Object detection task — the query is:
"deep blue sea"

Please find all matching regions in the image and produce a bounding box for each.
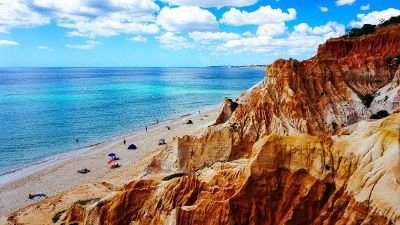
[0,67,264,174]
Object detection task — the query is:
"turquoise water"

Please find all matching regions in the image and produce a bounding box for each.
[0,67,264,174]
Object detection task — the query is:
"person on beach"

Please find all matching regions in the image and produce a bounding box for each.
[28,193,46,199]
[156,119,159,124]
[145,126,148,132]
[123,139,126,145]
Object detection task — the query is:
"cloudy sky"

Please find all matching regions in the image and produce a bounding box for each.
[0,0,399,67]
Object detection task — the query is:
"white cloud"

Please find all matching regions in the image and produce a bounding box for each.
[156,32,194,50]
[241,31,253,37]
[217,21,345,55]
[0,0,50,33]
[293,21,345,40]
[160,0,258,8]
[156,6,218,32]
[2,0,160,37]
[220,6,296,26]
[0,39,19,46]
[189,31,241,43]
[319,6,328,12]
[284,22,344,54]
[30,0,159,19]
[256,22,287,37]
[313,22,345,35]
[335,0,356,6]
[216,35,278,53]
[350,8,400,27]
[66,40,101,49]
[293,23,311,33]
[61,13,159,38]
[37,45,52,50]
[129,35,148,43]
[360,4,370,11]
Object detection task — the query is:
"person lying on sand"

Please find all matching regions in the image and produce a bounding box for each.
[112,156,120,160]
[111,164,121,169]
[28,192,46,199]
[158,139,166,145]
[77,168,90,174]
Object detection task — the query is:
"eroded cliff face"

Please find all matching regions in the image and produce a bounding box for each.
[58,114,400,225]
[176,24,400,172]
[57,25,400,225]
[317,24,400,96]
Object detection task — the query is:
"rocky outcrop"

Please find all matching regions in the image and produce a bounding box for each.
[215,97,239,125]
[58,24,400,225]
[59,114,400,225]
[174,24,400,173]
[318,24,400,101]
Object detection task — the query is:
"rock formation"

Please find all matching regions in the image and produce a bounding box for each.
[16,24,400,225]
[58,114,400,225]
[215,97,239,125]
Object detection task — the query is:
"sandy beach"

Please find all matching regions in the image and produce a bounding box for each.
[0,105,221,220]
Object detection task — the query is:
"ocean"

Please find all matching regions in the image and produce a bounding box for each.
[0,67,264,174]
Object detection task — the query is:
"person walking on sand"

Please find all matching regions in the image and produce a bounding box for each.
[123,139,126,145]
[145,126,148,132]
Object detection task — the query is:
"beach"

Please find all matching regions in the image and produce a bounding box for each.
[0,105,221,219]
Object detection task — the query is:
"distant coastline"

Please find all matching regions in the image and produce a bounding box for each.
[209,64,268,69]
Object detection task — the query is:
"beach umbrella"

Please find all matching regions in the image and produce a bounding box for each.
[107,152,116,157]
[128,144,137,150]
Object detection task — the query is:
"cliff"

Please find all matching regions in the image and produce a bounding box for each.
[175,24,400,172]
[57,114,400,225]
[8,24,400,225]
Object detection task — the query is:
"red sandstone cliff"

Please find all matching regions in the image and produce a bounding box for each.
[175,25,400,173]
[35,24,400,225]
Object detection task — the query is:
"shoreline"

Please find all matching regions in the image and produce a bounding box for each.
[0,103,221,218]
[0,103,220,187]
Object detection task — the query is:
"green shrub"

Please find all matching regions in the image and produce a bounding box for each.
[342,15,400,38]
[75,198,101,206]
[52,210,66,223]
[378,15,400,27]
[370,110,389,119]
[344,24,376,37]
[162,173,188,181]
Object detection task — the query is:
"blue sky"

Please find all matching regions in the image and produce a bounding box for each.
[0,0,399,67]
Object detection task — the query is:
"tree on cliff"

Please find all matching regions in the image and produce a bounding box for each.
[343,15,400,38]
